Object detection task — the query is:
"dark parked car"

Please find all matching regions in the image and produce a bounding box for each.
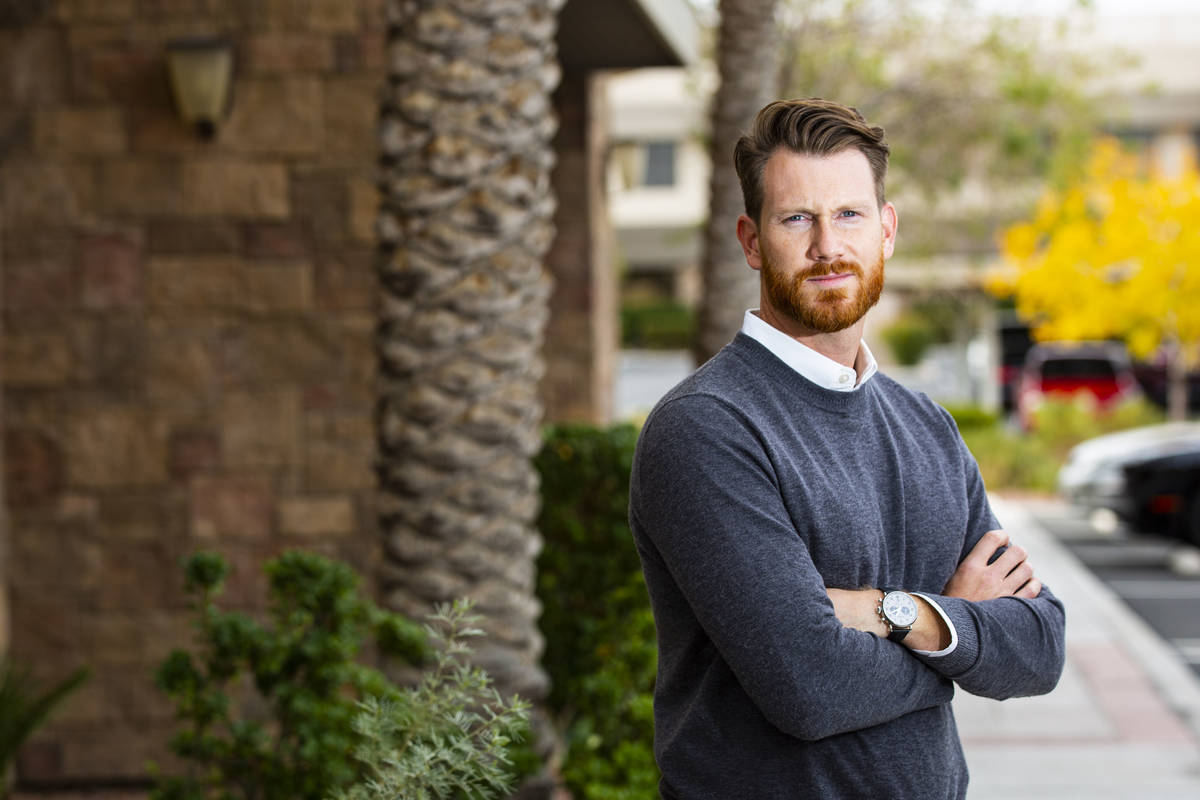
[1122,449,1200,546]
[1059,422,1200,545]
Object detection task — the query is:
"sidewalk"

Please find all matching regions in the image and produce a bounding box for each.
[955,496,1200,799]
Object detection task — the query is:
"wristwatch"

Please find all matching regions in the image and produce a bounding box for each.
[877,589,919,642]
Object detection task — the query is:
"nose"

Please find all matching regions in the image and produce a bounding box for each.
[807,217,845,262]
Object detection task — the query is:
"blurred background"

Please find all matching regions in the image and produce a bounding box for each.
[2,0,1200,798]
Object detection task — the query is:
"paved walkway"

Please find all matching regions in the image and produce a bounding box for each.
[956,496,1200,799]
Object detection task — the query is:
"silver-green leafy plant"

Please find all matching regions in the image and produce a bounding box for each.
[334,599,531,800]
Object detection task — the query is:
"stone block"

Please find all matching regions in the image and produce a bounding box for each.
[234,261,314,313]
[95,488,187,546]
[0,28,66,108]
[33,108,126,155]
[278,495,356,536]
[304,413,374,490]
[182,160,289,218]
[220,389,301,469]
[250,0,308,28]
[145,317,224,410]
[93,541,185,612]
[243,221,312,258]
[147,255,237,310]
[3,258,77,311]
[223,78,323,155]
[347,175,377,243]
[322,77,376,160]
[220,319,348,386]
[290,167,347,245]
[2,162,96,226]
[65,407,169,488]
[99,159,183,216]
[62,317,146,397]
[190,475,273,540]
[168,429,222,479]
[309,0,359,31]
[2,330,73,386]
[315,249,375,311]
[79,232,143,310]
[55,0,136,21]
[3,428,65,506]
[246,33,334,73]
[148,219,241,254]
[69,41,166,106]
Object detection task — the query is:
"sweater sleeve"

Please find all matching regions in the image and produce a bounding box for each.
[630,394,954,741]
[909,432,1067,699]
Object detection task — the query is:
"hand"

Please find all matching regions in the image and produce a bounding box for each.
[943,529,1041,602]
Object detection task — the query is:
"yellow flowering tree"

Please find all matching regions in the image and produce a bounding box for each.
[992,138,1200,420]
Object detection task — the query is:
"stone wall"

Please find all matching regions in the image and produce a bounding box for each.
[0,0,385,784]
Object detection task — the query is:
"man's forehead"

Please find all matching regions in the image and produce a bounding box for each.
[762,148,876,206]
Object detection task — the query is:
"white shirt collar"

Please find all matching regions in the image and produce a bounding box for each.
[740,310,878,391]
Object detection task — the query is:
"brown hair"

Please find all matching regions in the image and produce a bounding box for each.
[734,98,889,224]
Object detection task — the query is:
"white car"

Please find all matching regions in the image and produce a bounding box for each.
[1058,422,1200,523]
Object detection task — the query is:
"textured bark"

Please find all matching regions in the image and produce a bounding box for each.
[694,0,782,364]
[377,0,562,707]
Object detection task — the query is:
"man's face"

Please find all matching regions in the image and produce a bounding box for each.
[737,148,897,335]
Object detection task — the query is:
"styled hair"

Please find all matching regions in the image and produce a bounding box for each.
[734,98,889,224]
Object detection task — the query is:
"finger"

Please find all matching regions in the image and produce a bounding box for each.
[1014,578,1042,600]
[1003,561,1034,594]
[990,543,1028,576]
[966,529,1009,566]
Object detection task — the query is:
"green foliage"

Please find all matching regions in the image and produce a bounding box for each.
[334,599,530,800]
[151,550,430,800]
[956,396,1164,492]
[621,302,696,350]
[535,424,659,800]
[942,404,1001,431]
[0,658,89,789]
[880,314,936,366]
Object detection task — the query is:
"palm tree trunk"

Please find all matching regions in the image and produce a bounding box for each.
[376,0,561,711]
[694,0,782,364]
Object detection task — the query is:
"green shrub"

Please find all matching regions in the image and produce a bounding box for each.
[151,550,430,800]
[941,404,1001,431]
[1,658,89,790]
[535,424,659,800]
[334,599,530,800]
[621,302,695,350]
[955,396,1165,492]
[880,314,936,366]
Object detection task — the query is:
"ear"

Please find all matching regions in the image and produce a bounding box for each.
[736,214,763,271]
[881,202,898,260]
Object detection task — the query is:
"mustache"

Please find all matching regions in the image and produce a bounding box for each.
[801,260,863,280]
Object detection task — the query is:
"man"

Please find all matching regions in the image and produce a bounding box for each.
[628,98,1065,799]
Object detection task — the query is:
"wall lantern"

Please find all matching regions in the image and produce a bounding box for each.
[166,36,235,139]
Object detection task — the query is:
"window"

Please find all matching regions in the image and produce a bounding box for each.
[643,141,676,187]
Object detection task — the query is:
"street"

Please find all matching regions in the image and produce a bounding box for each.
[1020,495,1200,679]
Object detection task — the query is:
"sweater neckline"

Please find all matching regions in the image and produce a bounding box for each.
[726,333,875,416]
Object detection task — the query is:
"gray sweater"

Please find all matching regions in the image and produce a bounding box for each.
[629,334,1066,799]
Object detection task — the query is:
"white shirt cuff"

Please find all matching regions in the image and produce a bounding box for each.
[910,593,958,657]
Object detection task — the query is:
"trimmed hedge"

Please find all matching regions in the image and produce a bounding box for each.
[535,424,659,799]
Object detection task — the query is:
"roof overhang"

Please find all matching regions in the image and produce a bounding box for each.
[557,0,701,71]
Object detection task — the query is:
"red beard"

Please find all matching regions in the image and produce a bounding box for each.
[761,247,885,334]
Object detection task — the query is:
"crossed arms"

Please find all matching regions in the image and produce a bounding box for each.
[630,393,1067,741]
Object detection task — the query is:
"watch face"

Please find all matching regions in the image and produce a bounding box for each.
[883,591,919,627]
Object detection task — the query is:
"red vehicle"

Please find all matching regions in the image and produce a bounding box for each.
[1017,341,1142,430]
